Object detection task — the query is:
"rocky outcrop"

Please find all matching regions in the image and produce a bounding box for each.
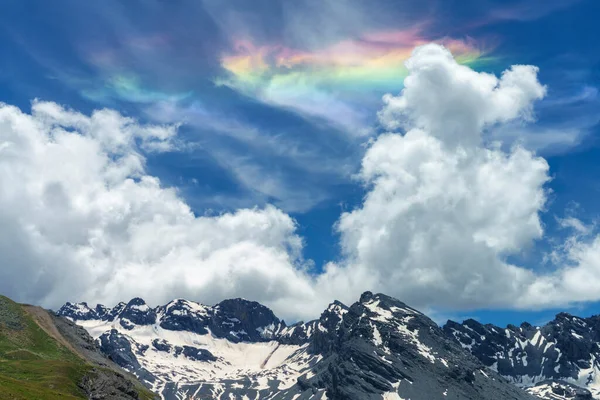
[158,299,210,335]
[209,298,285,342]
[119,298,157,330]
[79,367,145,400]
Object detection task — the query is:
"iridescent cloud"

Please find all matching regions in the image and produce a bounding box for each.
[80,74,192,104]
[218,28,494,133]
[55,33,193,105]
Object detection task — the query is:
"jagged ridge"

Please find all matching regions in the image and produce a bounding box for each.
[59,292,536,400]
[444,312,600,399]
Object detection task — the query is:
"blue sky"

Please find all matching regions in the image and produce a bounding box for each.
[1,0,600,326]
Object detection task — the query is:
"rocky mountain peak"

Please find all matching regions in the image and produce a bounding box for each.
[555,312,576,321]
[210,297,284,342]
[127,297,147,306]
[360,292,424,316]
[105,302,126,322]
[118,297,157,330]
[57,301,99,320]
[359,290,375,303]
[95,304,110,319]
[521,321,534,330]
[159,299,211,335]
[300,293,534,400]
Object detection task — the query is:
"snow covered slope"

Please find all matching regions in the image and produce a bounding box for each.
[526,381,593,400]
[59,297,323,398]
[58,292,535,400]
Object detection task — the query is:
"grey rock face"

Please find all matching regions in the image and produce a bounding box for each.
[278,320,319,345]
[158,299,210,335]
[151,338,171,352]
[175,345,217,362]
[57,301,100,320]
[106,302,127,322]
[79,367,143,400]
[119,298,157,329]
[209,298,285,342]
[99,329,143,371]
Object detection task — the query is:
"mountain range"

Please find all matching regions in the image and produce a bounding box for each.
[2,290,597,399]
[55,291,574,400]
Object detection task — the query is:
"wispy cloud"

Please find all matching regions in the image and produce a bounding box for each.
[451,0,583,31]
[66,74,193,104]
[485,0,581,23]
[489,84,599,155]
[143,99,359,213]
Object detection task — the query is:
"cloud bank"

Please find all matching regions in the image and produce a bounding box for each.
[319,45,550,309]
[0,100,315,318]
[1,43,599,321]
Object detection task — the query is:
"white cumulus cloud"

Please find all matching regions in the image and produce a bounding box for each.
[315,44,553,311]
[0,100,316,320]
[321,44,600,313]
[378,44,547,147]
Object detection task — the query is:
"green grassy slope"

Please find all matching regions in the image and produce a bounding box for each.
[0,294,87,399]
[0,295,154,400]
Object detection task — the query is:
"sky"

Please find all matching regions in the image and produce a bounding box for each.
[1,0,600,327]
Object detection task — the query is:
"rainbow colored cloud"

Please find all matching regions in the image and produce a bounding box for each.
[218,28,493,134]
[80,74,192,104]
